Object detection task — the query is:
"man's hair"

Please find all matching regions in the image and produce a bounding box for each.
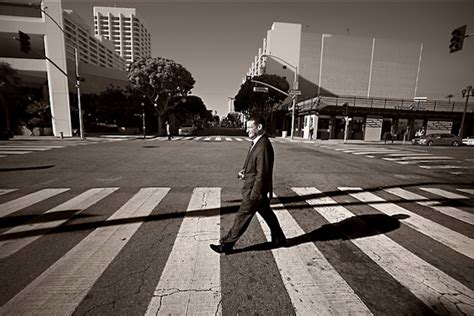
[249,115,266,129]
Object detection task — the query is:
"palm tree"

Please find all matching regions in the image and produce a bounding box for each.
[0,62,21,130]
[445,94,454,103]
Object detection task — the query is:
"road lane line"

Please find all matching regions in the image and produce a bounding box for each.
[457,189,474,195]
[419,165,472,169]
[0,189,17,196]
[419,188,470,200]
[234,137,243,141]
[172,137,183,141]
[255,196,372,315]
[384,187,474,225]
[215,136,222,141]
[225,137,232,141]
[0,189,70,217]
[194,136,202,141]
[0,188,169,315]
[338,187,473,259]
[0,188,118,259]
[146,188,221,315]
[204,137,212,141]
[293,187,474,315]
[184,137,193,140]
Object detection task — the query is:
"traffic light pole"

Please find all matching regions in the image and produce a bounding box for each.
[74,48,85,140]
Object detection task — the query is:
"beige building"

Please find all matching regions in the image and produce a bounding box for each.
[0,0,130,137]
[93,7,151,68]
[245,22,473,140]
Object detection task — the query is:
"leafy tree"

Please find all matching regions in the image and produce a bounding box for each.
[233,74,289,121]
[0,62,21,130]
[127,57,195,134]
[171,95,209,127]
[25,100,51,129]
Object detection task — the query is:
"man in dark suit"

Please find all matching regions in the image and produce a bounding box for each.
[210,115,286,254]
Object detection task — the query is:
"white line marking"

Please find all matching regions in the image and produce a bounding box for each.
[0,145,64,149]
[204,137,212,141]
[0,188,118,259]
[234,137,243,142]
[0,147,52,151]
[0,188,168,315]
[419,188,469,200]
[215,136,222,141]
[338,187,474,259]
[352,151,402,155]
[146,188,221,315]
[396,160,457,165]
[245,138,252,142]
[194,136,202,141]
[386,153,432,157]
[385,187,474,225]
[172,137,183,141]
[457,189,474,195]
[366,155,375,158]
[0,151,30,154]
[383,156,453,161]
[184,137,193,140]
[255,196,372,315]
[0,188,70,217]
[225,137,232,141]
[293,187,474,315]
[0,189,17,196]
[419,165,469,169]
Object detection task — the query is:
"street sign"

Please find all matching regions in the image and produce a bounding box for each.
[253,87,269,93]
[289,90,302,95]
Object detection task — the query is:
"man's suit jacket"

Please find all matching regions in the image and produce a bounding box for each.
[242,134,274,201]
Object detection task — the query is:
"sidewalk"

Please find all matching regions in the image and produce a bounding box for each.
[277,136,413,146]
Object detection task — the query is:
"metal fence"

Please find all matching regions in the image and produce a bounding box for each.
[298,95,474,113]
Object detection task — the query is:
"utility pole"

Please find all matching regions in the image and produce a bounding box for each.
[459,85,472,139]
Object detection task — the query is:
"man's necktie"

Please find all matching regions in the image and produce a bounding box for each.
[242,142,254,171]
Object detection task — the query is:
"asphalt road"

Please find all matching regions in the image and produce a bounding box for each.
[0,135,472,315]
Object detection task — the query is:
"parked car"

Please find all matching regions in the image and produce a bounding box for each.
[462,136,474,146]
[418,133,462,146]
[0,129,13,140]
[178,124,196,136]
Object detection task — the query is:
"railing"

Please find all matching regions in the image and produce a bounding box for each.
[298,95,474,113]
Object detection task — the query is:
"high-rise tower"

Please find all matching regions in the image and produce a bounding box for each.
[93,7,151,68]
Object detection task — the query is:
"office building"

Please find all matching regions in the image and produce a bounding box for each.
[93,7,151,68]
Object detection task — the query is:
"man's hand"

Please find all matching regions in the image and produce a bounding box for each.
[237,169,245,180]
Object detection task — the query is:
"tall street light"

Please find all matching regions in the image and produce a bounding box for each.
[261,54,299,139]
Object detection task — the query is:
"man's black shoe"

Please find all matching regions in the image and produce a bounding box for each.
[271,237,288,248]
[210,243,233,254]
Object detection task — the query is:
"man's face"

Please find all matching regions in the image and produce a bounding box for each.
[246,120,260,139]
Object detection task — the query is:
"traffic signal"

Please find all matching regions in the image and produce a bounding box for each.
[449,25,466,53]
[18,31,31,53]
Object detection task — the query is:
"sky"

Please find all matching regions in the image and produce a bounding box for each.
[62,1,474,117]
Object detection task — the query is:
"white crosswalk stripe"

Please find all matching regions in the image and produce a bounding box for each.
[256,196,372,315]
[384,187,474,225]
[0,188,118,259]
[1,185,473,314]
[0,189,17,196]
[146,187,221,315]
[0,188,69,217]
[338,187,474,259]
[293,187,474,315]
[457,188,474,195]
[0,188,168,315]
[420,187,470,200]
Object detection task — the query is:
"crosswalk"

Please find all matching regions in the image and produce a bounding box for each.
[0,138,125,159]
[317,144,473,174]
[0,185,472,314]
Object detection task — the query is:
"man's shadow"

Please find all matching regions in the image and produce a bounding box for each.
[231,213,409,254]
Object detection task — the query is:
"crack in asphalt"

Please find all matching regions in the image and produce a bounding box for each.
[153,286,221,315]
